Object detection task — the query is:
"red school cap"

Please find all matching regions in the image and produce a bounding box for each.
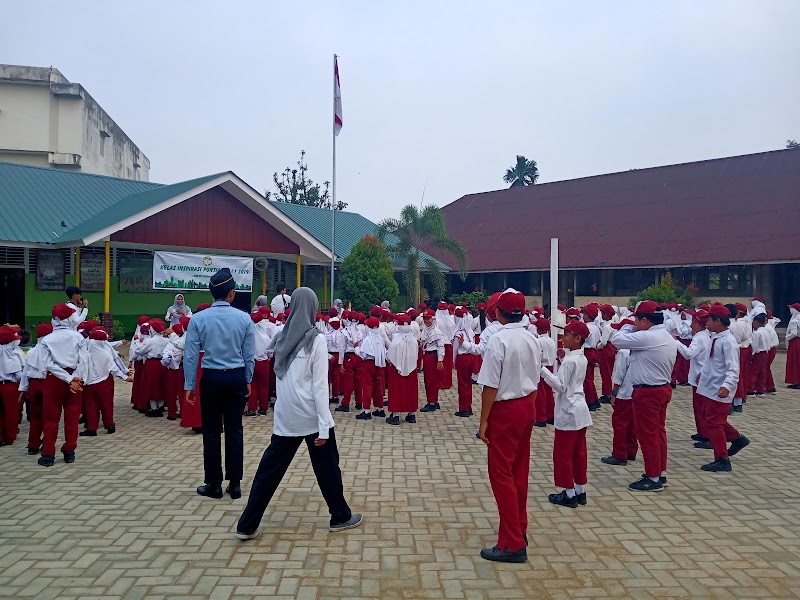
[172,323,185,336]
[496,289,525,315]
[422,309,435,318]
[535,318,551,334]
[366,316,380,329]
[137,315,151,326]
[195,303,212,312]
[564,320,590,340]
[52,303,76,321]
[707,303,731,318]
[454,307,467,318]
[581,304,599,319]
[89,327,109,341]
[251,312,263,324]
[632,300,661,316]
[179,316,191,329]
[328,307,339,318]
[36,323,54,338]
[0,325,21,345]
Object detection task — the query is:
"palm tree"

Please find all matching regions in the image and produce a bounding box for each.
[503,155,539,188]
[377,204,468,306]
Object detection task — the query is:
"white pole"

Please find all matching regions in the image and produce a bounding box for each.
[550,237,558,340]
[330,54,337,302]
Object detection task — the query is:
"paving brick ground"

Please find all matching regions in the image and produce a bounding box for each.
[1,360,799,599]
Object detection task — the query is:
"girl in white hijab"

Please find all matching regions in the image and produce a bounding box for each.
[355,317,388,420]
[0,325,26,446]
[786,303,800,389]
[386,315,419,425]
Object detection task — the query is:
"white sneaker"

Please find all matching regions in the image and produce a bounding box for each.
[235,528,260,540]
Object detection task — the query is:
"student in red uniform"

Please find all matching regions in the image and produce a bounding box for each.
[580,305,601,411]
[675,309,712,443]
[0,325,26,447]
[600,346,638,466]
[161,321,187,421]
[385,314,419,425]
[435,302,456,390]
[477,289,540,563]
[129,315,150,411]
[695,303,750,472]
[18,323,53,454]
[533,318,556,427]
[610,301,676,492]
[541,320,591,508]
[453,307,477,417]
[245,312,272,416]
[785,303,800,389]
[335,311,364,413]
[596,304,617,404]
[355,317,387,420]
[749,314,770,400]
[419,309,445,412]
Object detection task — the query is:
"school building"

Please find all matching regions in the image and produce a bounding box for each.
[0,161,443,334]
[433,149,800,324]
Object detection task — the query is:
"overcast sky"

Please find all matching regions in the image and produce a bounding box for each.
[4,1,799,222]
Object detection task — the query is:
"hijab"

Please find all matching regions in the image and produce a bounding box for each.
[252,295,269,313]
[167,294,191,324]
[269,287,321,379]
[358,321,387,367]
[0,338,24,380]
[254,319,273,359]
[387,322,417,376]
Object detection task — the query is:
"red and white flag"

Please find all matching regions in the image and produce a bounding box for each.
[334,55,343,136]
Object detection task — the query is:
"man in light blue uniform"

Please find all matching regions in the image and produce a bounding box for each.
[184,268,255,500]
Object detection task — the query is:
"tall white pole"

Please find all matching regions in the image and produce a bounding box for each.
[330,54,337,302]
[550,238,559,340]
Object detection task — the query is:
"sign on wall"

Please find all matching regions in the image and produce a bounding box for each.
[153,251,253,292]
[80,254,105,291]
[36,249,65,291]
[119,254,156,293]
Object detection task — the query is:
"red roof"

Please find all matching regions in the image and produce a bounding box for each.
[429,149,800,271]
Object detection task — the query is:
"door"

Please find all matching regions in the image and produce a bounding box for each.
[0,268,25,326]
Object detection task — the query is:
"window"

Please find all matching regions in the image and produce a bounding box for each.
[99,130,110,157]
[708,271,720,290]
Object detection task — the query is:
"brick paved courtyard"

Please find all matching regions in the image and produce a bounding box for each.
[1,361,799,599]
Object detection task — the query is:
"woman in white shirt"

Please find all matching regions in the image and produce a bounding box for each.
[235,287,362,540]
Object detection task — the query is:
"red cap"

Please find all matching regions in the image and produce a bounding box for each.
[582,305,599,319]
[0,325,20,345]
[557,304,566,311]
[734,302,748,314]
[707,303,731,318]
[437,301,448,311]
[766,309,773,318]
[284,309,291,317]
[496,290,525,315]
[564,320,590,340]
[381,309,392,321]
[752,296,763,302]
[172,323,185,336]
[396,314,411,325]
[356,312,366,323]
[196,303,212,312]
[366,316,380,329]
[407,308,418,320]
[52,303,76,321]
[477,302,486,310]
[137,315,151,326]
[422,309,435,318]
[632,300,661,316]
[259,306,271,316]
[611,318,635,330]
[89,327,109,341]
[600,304,615,317]
[691,309,710,325]
[149,319,166,333]
[370,306,382,317]
[535,318,551,334]
[341,309,352,320]
[486,292,503,320]
[251,312,263,324]
[455,307,467,318]
[565,307,581,318]
[78,319,100,331]
[35,323,53,338]
[461,302,469,307]
[329,317,341,330]
[179,316,191,329]
[418,303,428,311]
[789,303,800,311]
[328,307,339,318]
[139,323,151,335]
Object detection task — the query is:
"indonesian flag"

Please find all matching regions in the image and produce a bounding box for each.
[334,56,343,136]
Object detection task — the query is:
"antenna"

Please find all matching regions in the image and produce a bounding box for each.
[420,179,428,208]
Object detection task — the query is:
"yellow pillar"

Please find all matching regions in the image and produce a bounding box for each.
[323,268,328,307]
[261,270,266,296]
[104,241,111,313]
[75,247,81,287]
[296,255,302,289]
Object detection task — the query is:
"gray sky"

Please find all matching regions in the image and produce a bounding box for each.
[4,1,799,223]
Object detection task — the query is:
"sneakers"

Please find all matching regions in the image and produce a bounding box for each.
[372,409,386,418]
[728,435,750,456]
[548,490,579,508]
[420,403,440,412]
[454,411,473,417]
[243,410,257,417]
[334,405,350,412]
[479,545,527,563]
[38,454,55,467]
[355,412,372,420]
[576,492,587,506]
[386,415,400,425]
[641,474,668,487]
[701,458,732,472]
[63,451,75,464]
[628,477,663,492]
[601,456,627,466]
[533,421,547,428]
[79,430,97,437]
[691,434,706,442]
[405,414,417,424]
[329,396,340,404]
[329,513,363,532]
[732,405,743,413]
[258,409,268,416]
[694,440,713,449]
[355,403,363,410]
[235,527,260,541]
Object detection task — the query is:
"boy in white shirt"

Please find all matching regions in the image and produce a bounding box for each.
[748,314,771,400]
[18,323,53,454]
[600,347,637,466]
[533,318,556,427]
[540,320,592,508]
[764,310,780,395]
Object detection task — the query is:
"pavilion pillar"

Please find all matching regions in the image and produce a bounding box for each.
[75,247,81,287]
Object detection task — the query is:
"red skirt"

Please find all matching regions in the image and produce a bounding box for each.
[181,355,203,428]
[387,364,419,413]
[142,359,167,403]
[787,338,800,385]
[735,347,752,398]
[132,360,145,409]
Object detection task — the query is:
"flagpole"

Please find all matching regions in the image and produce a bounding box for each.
[330,53,337,303]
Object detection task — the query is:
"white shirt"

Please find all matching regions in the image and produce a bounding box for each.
[697,329,739,404]
[66,302,88,331]
[539,347,592,430]
[764,323,780,349]
[788,309,800,342]
[751,327,770,354]
[584,321,601,350]
[270,293,291,316]
[610,324,677,387]
[677,329,711,386]
[39,325,84,383]
[539,334,557,367]
[477,322,541,400]
[273,334,336,439]
[729,318,752,349]
[76,340,129,386]
[462,320,502,357]
[612,349,634,400]
[18,343,46,391]
[325,328,346,364]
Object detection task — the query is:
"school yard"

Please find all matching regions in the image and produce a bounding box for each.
[1,362,798,600]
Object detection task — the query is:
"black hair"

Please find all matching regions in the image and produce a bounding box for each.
[277,282,287,293]
[18,329,31,345]
[753,313,767,325]
[639,313,664,325]
[66,286,81,298]
[724,304,739,319]
[211,286,231,301]
[711,315,731,327]
[479,307,486,331]
[497,307,523,323]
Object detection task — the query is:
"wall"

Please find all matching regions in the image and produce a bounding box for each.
[0,82,51,151]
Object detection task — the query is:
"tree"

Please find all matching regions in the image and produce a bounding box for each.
[503,155,540,188]
[377,204,468,305]
[340,236,399,312]
[265,150,347,210]
[787,139,799,150]
[629,273,695,309]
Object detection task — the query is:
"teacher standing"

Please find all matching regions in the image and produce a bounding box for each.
[184,268,255,500]
[236,287,362,540]
[166,294,192,325]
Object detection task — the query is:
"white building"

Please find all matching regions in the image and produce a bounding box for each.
[0,64,149,181]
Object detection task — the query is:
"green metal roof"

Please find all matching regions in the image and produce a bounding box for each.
[271,202,449,270]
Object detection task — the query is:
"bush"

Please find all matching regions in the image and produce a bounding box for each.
[450,291,488,312]
[90,314,127,340]
[629,273,695,309]
[340,236,400,312]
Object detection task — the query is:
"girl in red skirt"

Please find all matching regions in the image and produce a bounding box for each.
[786,303,800,389]
[386,314,419,425]
[161,321,187,421]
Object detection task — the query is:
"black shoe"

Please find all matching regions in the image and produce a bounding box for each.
[523,533,528,547]
[38,454,55,467]
[63,451,75,464]
[372,409,386,417]
[192,427,202,434]
[789,384,800,390]
[576,492,587,506]
[732,405,743,413]
[355,403,363,410]
[670,382,677,389]
[258,409,268,415]
[226,482,241,499]
[78,416,86,424]
[243,410,257,417]
[694,440,713,449]
[767,389,777,395]
[167,416,178,421]
[548,490,579,508]
[334,405,350,412]
[641,474,668,487]
[79,430,97,437]
[701,458,732,472]
[533,421,547,427]
[355,412,372,420]
[455,411,473,417]
[145,409,162,417]
[197,484,224,499]
[329,397,340,404]
[628,455,637,461]
[106,427,115,434]
[754,392,764,397]
[546,418,554,425]
[405,414,416,424]
[601,456,627,466]
[599,396,611,404]
[479,546,527,563]
[728,435,750,457]
[691,434,706,442]
[417,368,423,373]
[386,415,400,425]
[420,403,438,412]
[27,447,40,456]
[628,477,663,492]
[138,409,147,414]
[588,403,599,412]
[747,391,756,396]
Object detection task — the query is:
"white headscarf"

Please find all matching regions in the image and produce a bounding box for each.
[387,323,417,376]
[420,318,445,347]
[166,294,192,325]
[435,307,456,341]
[255,319,273,360]
[358,324,387,367]
[0,339,24,381]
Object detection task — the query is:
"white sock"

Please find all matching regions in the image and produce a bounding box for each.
[565,488,575,498]
[407,412,414,418]
[733,397,743,406]
[390,412,396,418]
[661,471,667,477]
[362,410,368,415]
[575,484,585,495]
[649,476,660,482]
[149,400,158,410]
